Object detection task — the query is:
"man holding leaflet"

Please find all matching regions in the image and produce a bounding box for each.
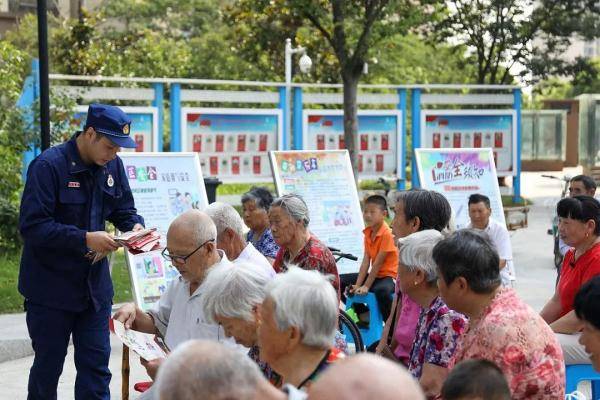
[19,104,144,399]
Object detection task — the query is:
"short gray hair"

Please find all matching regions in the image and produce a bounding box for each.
[264,267,338,349]
[155,339,262,400]
[202,262,272,323]
[204,202,245,239]
[398,230,444,284]
[170,210,217,245]
[271,194,310,227]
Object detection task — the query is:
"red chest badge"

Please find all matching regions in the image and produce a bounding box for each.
[68,181,80,188]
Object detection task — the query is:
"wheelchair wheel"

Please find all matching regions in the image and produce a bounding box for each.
[339,309,365,353]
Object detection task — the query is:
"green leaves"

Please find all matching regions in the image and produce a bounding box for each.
[433,0,600,84]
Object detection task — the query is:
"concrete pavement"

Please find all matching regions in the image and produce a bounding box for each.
[0,171,572,399]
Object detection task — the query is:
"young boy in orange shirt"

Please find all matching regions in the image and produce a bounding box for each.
[343,195,398,320]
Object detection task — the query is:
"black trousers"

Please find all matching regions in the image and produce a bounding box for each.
[340,273,395,321]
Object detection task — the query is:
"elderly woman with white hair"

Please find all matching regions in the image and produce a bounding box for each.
[270,194,340,294]
[201,261,281,386]
[257,267,345,391]
[397,230,467,399]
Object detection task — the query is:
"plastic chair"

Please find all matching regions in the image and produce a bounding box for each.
[565,364,600,399]
[344,293,383,347]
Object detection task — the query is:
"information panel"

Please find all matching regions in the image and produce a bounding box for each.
[269,150,364,274]
[303,110,402,179]
[182,108,283,182]
[415,148,505,230]
[73,106,159,152]
[420,110,516,176]
[118,152,209,310]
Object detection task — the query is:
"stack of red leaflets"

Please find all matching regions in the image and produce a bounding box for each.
[85,228,161,264]
[116,228,161,254]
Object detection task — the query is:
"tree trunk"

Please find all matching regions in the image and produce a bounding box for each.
[342,73,360,184]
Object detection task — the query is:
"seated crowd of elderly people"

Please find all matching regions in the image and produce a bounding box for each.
[113,186,600,400]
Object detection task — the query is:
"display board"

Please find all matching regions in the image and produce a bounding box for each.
[420,110,516,176]
[182,108,283,182]
[118,152,209,310]
[415,148,505,230]
[269,150,364,274]
[72,106,159,152]
[303,110,402,179]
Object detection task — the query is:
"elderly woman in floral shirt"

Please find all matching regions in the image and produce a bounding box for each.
[396,230,467,398]
[269,194,340,295]
[433,229,565,399]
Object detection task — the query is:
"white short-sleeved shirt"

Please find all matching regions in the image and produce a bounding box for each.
[235,242,276,278]
[147,250,237,351]
[469,219,515,285]
[558,237,571,256]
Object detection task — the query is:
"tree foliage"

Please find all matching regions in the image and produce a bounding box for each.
[534,57,600,100]
[226,0,442,177]
[0,42,28,249]
[434,0,600,84]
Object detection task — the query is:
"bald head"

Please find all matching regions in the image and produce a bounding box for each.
[168,210,217,247]
[308,354,424,400]
[156,340,263,400]
[166,210,220,283]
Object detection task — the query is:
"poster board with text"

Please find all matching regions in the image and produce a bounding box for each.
[118,152,209,310]
[269,150,364,274]
[415,148,505,230]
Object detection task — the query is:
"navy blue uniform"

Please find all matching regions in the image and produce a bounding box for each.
[19,134,144,399]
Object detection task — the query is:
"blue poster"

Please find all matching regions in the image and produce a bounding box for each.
[304,111,401,179]
[183,109,281,182]
[421,111,515,176]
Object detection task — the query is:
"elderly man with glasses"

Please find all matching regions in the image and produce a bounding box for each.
[113,210,235,392]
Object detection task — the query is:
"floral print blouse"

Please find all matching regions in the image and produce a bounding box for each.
[247,228,280,260]
[450,288,565,399]
[408,296,467,379]
[273,234,340,295]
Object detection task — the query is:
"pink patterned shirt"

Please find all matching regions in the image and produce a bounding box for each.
[451,288,565,399]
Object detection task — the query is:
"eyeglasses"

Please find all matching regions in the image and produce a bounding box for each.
[161,239,215,264]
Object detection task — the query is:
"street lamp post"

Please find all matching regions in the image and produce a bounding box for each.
[284,38,311,149]
[37,0,50,151]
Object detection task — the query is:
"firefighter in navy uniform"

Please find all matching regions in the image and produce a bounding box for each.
[18,104,145,399]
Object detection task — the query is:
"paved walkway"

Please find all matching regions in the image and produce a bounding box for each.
[0,170,572,399]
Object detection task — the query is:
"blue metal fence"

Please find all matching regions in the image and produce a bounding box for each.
[17,60,522,200]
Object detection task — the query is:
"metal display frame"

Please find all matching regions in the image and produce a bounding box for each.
[420,109,518,177]
[302,109,404,181]
[181,107,284,183]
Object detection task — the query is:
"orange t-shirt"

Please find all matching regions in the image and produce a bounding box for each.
[363,222,398,279]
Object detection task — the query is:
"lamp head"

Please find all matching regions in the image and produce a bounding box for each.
[298,53,312,74]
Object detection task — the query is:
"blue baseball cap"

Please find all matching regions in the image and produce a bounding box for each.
[85,104,136,148]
